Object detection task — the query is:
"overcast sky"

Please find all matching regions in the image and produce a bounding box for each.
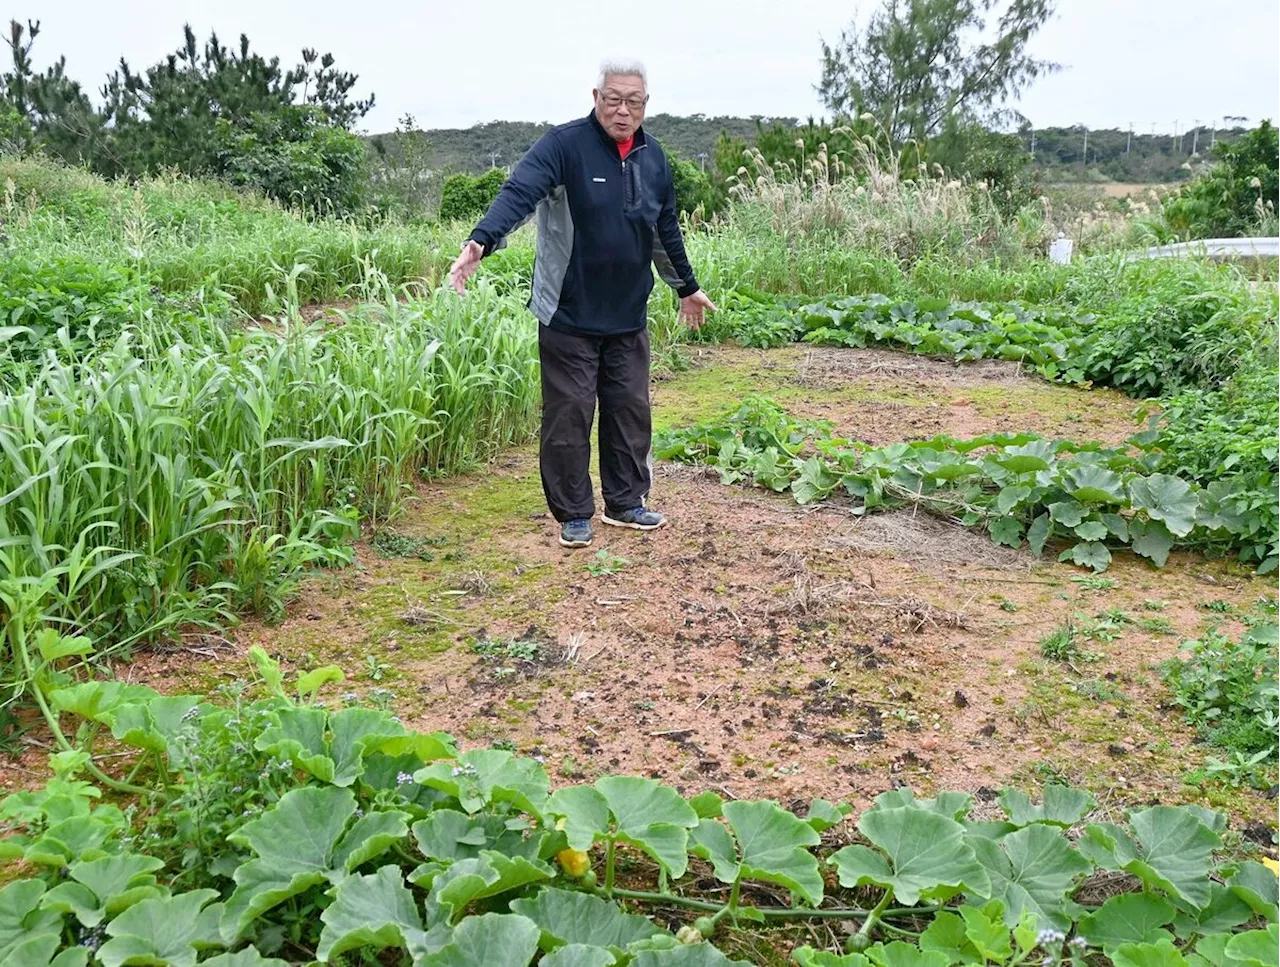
[26,0,1280,134]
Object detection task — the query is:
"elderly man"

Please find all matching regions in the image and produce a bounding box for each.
[449,60,715,548]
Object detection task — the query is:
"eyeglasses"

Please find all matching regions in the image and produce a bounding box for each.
[599,93,649,111]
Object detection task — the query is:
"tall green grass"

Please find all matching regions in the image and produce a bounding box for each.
[0,267,537,692]
[1,157,459,316]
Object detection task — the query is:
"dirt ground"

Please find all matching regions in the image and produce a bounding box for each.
[28,345,1276,828]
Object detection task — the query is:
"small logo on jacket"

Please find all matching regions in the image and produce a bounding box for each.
[592,177,607,183]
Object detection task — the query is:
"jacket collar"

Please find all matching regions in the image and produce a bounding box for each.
[587,110,647,151]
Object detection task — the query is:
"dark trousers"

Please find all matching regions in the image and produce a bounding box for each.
[538,324,651,522]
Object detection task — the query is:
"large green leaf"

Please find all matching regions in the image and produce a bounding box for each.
[418,912,541,967]
[256,707,437,788]
[1187,934,1231,967]
[805,799,851,833]
[1027,513,1051,557]
[327,708,413,786]
[410,810,545,869]
[872,789,973,822]
[1129,475,1199,537]
[629,944,752,966]
[96,889,221,967]
[1077,893,1176,952]
[1228,861,1280,921]
[426,851,555,923]
[968,823,1091,930]
[1129,519,1176,567]
[792,457,839,504]
[830,807,990,906]
[21,812,126,867]
[47,681,156,722]
[919,910,982,963]
[703,800,824,907]
[332,809,412,872]
[958,902,1013,962]
[1125,807,1222,909]
[107,696,202,758]
[1171,884,1254,939]
[1111,938,1190,967]
[202,952,290,967]
[39,853,166,927]
[1048,500,1087,528]
[540,945,618,967]
[863,941,951,966]
[1079,810,1222,910]
[222,787,407,940]
[1059,540,1112,571]
[994,441,1054,474]
[791,947,871,966]
[0,880,62,960]
[998,785,1094,828]
[255,707,332,780]
[690,818,741,885]
[0,936,88,967]
[415,750,550,817]
[316,865,429,963]
[1065,465,1125,504]
[510,887,665,952]
[1224,924,1280,967]
[547,779,699,879]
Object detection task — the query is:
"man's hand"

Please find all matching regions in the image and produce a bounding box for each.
[449,240,484,294]
[679,290,717,329]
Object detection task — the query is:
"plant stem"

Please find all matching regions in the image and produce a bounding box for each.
[604,837,616,897]
[854,888,895,942]
[13,622,153,799]
[603,886,936,922]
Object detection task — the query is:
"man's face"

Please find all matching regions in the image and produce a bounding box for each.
[593,74,648,141]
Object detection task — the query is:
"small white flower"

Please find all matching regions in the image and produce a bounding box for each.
[396,772,414,785]
[1249,176,1262,188]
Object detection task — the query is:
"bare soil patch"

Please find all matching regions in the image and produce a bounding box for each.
[91,346,1275,828]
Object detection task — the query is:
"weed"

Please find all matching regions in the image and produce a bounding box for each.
[1039,624,1101,663]
[1072,575,1119,592]
[586,550,631,577]
[372,531,448,560]
[363,654,390,681]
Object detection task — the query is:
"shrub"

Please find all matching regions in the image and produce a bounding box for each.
[439,167,507,222]
[1162,121,1279,238]
[213,105,368,215]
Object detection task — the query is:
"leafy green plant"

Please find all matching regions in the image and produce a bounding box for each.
[439,168,507,222]
[1071,576,1118,593]
[655,398,1270,573]
[1163,121,1279,238]
[1161,623,1279,777]
[2,652,1277,966]
[586,551,631,577]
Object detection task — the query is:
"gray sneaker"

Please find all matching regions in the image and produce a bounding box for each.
[559,518,593,547]
[602,507,666,531]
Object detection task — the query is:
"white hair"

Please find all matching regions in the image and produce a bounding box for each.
[596,59,647,91]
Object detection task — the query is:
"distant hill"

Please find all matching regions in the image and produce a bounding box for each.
[371,114,1245,185]
[377,113,796,176]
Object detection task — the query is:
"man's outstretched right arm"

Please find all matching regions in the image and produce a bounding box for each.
[450,132,564,293]
[468,132,563,255]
